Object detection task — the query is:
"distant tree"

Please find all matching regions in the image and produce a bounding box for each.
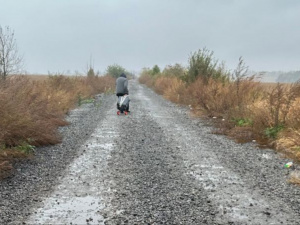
[106,64,127,78]
[187,48,229,83]
[87,67,95,77]
[86,55,96,77]
[152,65,160,75]
[96,70,101,77]
[162,63,187,78]
[0,26,23,80]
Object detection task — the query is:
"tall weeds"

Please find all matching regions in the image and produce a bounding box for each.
[0,75,115,178]
[138,49,300,161]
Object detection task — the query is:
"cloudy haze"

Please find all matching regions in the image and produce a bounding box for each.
[0,0,299,74]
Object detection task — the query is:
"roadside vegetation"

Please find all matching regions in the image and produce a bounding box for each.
[0,26,137,178]
[0,74,115,179]
[139,48,300,184]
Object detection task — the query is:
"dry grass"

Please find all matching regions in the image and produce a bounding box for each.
[139,73,300,162]
[23,74,50,81]
[0,75,115,178]
[154,76,174,95]
[163,77,190,104]
[138,74,154,88]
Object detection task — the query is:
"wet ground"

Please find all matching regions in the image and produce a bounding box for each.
[2,80,300,224]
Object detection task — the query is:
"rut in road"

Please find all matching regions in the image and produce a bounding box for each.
[27,80,300,224]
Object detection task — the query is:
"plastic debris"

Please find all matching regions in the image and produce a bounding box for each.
[284,162,293,168]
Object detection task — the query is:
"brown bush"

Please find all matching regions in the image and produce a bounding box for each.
[163,77,189,104]
[0,75,115,177]
[0,75,115,147]
[139,71,300,161]
[286,98,300,128]
[276,129,300,159]
[187,77,261,117]
[139,74,154,88]
[154,76,176,95]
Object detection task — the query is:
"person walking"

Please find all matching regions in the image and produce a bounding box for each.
[116,73,130,113]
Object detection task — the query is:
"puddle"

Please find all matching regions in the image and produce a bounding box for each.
[30,196,105,225]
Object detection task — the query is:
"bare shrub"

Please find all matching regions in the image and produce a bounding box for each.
[139,74,154,88]
[0,75,115,176]
[154,76,174,95]
[266,81,300,127]
[163,77,188,104]
[286,97,300,128]
[0,76,70,147]
[187,76,261,118]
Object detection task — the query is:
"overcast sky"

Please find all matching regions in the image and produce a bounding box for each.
[0,0,299,74]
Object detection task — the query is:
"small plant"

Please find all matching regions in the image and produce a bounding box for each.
[292,146,300,151]
[78,96,95,106]
[0,144,5,151]
[77,94,83,106]
[15,142,35,154]
[80,98,94,104]
[104,87,114,95]
[265,125,284,139]
[233,118,253,127]
[95,102,102,109]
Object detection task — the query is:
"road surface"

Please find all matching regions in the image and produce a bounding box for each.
[1,80,300,224]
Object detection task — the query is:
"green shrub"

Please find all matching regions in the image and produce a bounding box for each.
[187,48,229,83]
[265,125,284,139]
[233,118,253,127]
[15,142,35,154]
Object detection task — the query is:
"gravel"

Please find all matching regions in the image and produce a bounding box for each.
[1,80,300,225]
[0,93,115,224]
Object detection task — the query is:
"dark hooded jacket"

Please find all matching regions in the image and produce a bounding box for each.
[116,73,129,95]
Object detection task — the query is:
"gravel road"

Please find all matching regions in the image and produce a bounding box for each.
[1,80,300,225]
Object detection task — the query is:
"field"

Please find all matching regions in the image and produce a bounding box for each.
[0,74,115,178]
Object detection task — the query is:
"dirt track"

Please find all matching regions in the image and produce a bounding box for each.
[2,80,300,224]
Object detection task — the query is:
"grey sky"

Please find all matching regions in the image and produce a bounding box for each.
[0,0,299,74]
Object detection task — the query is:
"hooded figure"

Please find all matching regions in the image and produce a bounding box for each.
[116,73,130,113]
[116,73,129,96]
